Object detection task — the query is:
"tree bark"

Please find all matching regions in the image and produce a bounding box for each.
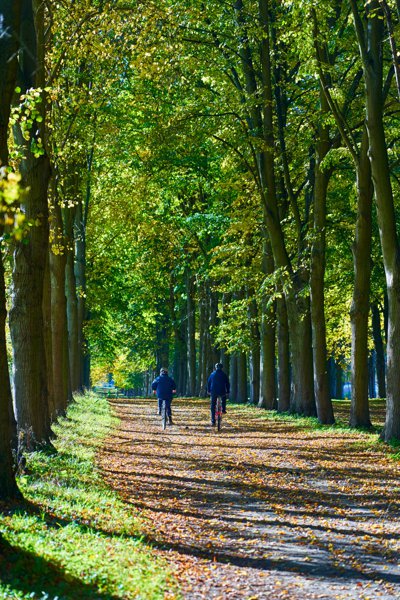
[310,88,335,424]
[0,243,20,499]
[74,199,89,389]
[276,294,290,411]
[186,273,196,396]
[259,243,276,409]
[236,351,247,403]
[63,204,80,392]
[0,0,22,166]
[198,285,208,397]
[350,0,400,440]
[10,0,52,448]
[229,353,238,403]
[335,361,344,399]
[248,296,261,405]
[0,0,22,497]
[178,320,187,395]
[43,252,55,420]
[368,352,377,398]
[286,294,316,416]
[50,196,70,413]
[208,288,220,373]
[350,130,374,428]
[371,302,386,398]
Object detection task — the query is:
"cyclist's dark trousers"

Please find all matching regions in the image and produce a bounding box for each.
[211,394,226,423]
[158,397,172,417]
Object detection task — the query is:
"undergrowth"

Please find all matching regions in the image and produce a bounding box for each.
[0,393,177,600]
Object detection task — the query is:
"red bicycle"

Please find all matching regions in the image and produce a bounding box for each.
[215,395,223,432]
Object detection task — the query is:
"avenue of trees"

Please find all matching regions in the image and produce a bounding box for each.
[1,0,400,499]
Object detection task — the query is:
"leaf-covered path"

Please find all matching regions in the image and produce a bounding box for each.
[98,399,400,599]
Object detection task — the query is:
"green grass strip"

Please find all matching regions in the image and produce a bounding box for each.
[230,398,400,459]
[0,393,178,599]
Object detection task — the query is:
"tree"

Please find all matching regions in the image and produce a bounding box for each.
[0,0,22,497]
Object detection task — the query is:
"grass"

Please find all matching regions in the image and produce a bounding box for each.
[230,397,400,458]
[0,393,178,600]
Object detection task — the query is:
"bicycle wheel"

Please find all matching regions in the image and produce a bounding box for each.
[216,397,222,432]
[161,399,167,430]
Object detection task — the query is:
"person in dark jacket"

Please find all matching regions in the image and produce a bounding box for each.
[151,368,176,425]
[207,363,230,426]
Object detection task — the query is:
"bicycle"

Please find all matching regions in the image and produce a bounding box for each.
[161,398,168,430]
[215,395,223,432]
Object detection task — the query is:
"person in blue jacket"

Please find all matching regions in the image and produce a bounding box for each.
[151,368,176,425]
[207,363,230,426]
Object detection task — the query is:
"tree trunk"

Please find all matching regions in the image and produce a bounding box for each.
[371,303,386,398]
[178,320,187,395]
[43,252,55,420]
[156,324,169,371]
[368,352,376,398]
[350,129,373,428]
[258,0,315,417]
[186,273,196,396]
[350,0,400,439]
[277,294,290,411]
[286,294,316,416]
[248,296,261,405]
[335,361,344,399]
[230,353,238,403]
[219,293,230,382]
[198,287,208,397]
[209,289,220,370]
[220,350,230,378]
[383,291,389,344]
[0,0,21,166]
[63,205,80,392]
[74,199,89,389]
[259,301,276,409]
[259,243,276,409]
[310,90,334,424]
[0,0,22,497]
[50,197,70,413]
[10,0,52,448]
[236,352,247,403]
[0,243,20,499]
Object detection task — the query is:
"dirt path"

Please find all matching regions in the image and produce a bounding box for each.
[98,398,400,600]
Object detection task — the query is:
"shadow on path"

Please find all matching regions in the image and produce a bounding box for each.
[99,397,400,600]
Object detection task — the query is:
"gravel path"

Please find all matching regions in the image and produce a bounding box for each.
[98,398,400,600]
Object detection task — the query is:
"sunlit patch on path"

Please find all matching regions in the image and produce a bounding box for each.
[98,398,400,599]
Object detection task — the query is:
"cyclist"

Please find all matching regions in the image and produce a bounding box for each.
[151,368,176,425]
[207,362,230,426]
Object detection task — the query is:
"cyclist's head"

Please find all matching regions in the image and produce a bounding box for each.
[215,363,223,370]
[160,367,168,375]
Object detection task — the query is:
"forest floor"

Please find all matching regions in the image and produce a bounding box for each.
[98,398,400,600]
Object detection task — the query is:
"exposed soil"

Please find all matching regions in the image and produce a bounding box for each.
[98,398,400,600]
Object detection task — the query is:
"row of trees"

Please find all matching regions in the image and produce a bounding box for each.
[89,0,399,436]
[0,0,127,498]
[1,0,400,499]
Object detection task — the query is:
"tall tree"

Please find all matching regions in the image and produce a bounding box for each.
[350,0,400,440]
[9,0,52,448]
